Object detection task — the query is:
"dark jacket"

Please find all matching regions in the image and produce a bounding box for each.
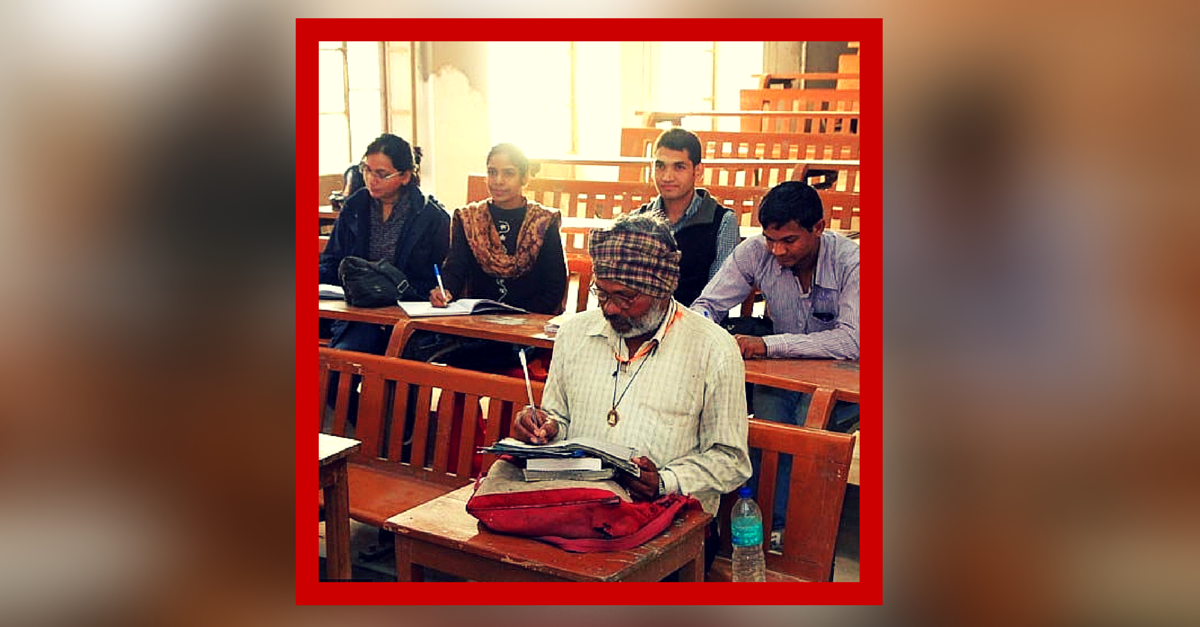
[632,189,730,306]
[318,185,451,301]
[441,203,567,315]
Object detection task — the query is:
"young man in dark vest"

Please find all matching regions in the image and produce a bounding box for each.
[631,128,739,306]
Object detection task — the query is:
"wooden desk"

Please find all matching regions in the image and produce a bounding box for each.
[319,433,361,580]
[318,300,415,357]
[384,484,710,582]
[393,313,556,355]
[743,359,860,429]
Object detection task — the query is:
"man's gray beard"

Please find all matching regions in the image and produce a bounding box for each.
[611,298,670,339]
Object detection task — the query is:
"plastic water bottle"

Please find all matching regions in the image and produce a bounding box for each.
[730,486,766,582]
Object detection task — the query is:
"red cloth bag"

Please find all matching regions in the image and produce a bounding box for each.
[465,459,701,552]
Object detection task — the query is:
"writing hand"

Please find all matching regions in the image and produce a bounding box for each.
[513,406,558,444]
[618,456,661,502]
[734,335,767,359]
[429,287,454,307]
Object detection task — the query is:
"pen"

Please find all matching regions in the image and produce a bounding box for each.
[518,349,544,440]
[433,264,448,301]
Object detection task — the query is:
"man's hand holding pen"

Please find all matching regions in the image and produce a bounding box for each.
[514,406,558,445]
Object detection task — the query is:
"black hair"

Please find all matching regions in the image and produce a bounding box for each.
[486,142,539,179]
[654,128,702,166]
[757,181,825,231]
[363,133,422,187]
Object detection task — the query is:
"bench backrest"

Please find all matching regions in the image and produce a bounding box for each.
[620,128,859,166]
[467,174,857,232]
[467,174,764,222]
[717,419,856,581]
[619,127,860,189]
[319,348,544,488]
[738,89,860,134]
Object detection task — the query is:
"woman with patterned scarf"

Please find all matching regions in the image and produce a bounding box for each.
[430,143,567,315]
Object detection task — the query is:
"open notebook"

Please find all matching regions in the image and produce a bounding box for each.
[396,298,528,317]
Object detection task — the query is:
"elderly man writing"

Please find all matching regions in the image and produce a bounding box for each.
[513,213,751,521]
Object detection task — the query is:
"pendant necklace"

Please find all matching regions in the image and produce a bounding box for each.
[608,344,657,427]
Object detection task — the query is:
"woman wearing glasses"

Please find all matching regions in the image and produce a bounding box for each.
[319,133,450,353]
[430,143,567,315]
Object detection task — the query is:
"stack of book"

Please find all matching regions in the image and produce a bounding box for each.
[480,436,640,481]
[523,457,614,482]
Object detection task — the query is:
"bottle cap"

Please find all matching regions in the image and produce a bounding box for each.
[738,485,751,498]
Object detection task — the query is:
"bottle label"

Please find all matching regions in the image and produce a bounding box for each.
[731,517,763,546]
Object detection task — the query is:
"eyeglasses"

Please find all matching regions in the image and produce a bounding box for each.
[358,163,405,181]
[589,284,640,310]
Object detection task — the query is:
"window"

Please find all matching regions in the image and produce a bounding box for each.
[317,41,387,175]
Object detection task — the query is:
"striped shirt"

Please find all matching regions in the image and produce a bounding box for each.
[540,300,751,515]
[692,230,859,360]
[647,190,740,281]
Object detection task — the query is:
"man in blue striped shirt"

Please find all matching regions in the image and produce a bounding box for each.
[691,181,859,538]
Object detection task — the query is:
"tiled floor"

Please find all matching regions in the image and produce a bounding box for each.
[319,484,860,582]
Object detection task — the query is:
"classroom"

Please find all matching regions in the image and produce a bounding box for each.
[311,33,869,591]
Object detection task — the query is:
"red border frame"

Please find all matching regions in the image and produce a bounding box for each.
[298,18,881,605]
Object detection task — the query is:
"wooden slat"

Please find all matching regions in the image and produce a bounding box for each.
[386,381,411,462]
[410,386,434,470]
[355,372,386,458]
[455,394,482,479]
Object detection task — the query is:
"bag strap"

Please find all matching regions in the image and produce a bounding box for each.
[532,495,695,553]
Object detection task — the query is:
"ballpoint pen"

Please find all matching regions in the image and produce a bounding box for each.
[518,349,544,440]
[433,264,448,301]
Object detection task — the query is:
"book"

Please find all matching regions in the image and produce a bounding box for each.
[523,467,616,482]
[526,456,603,471]
[319,283,345,300]
[480,436,641,477]
[396,298,528,317]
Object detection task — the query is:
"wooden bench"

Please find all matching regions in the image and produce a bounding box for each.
[318,348,544,533]
[466,174,858,234]
[757,72,860,89]
[619,127,860,188]
[738,89,860,134]
[466,174,762,224]
[710,419,856,582]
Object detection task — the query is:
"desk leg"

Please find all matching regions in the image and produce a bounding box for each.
[322,462,352,580]
[678,554,704,582]
[394,537,425,582]
[802,387,837,430]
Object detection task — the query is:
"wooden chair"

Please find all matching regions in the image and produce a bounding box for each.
[710,419,856,582]
[318,348,544,529]
[564,254,594,313]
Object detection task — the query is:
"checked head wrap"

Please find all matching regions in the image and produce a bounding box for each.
[588,213,681,299]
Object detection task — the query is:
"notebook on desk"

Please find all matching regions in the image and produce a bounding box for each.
[396,299,528,317]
